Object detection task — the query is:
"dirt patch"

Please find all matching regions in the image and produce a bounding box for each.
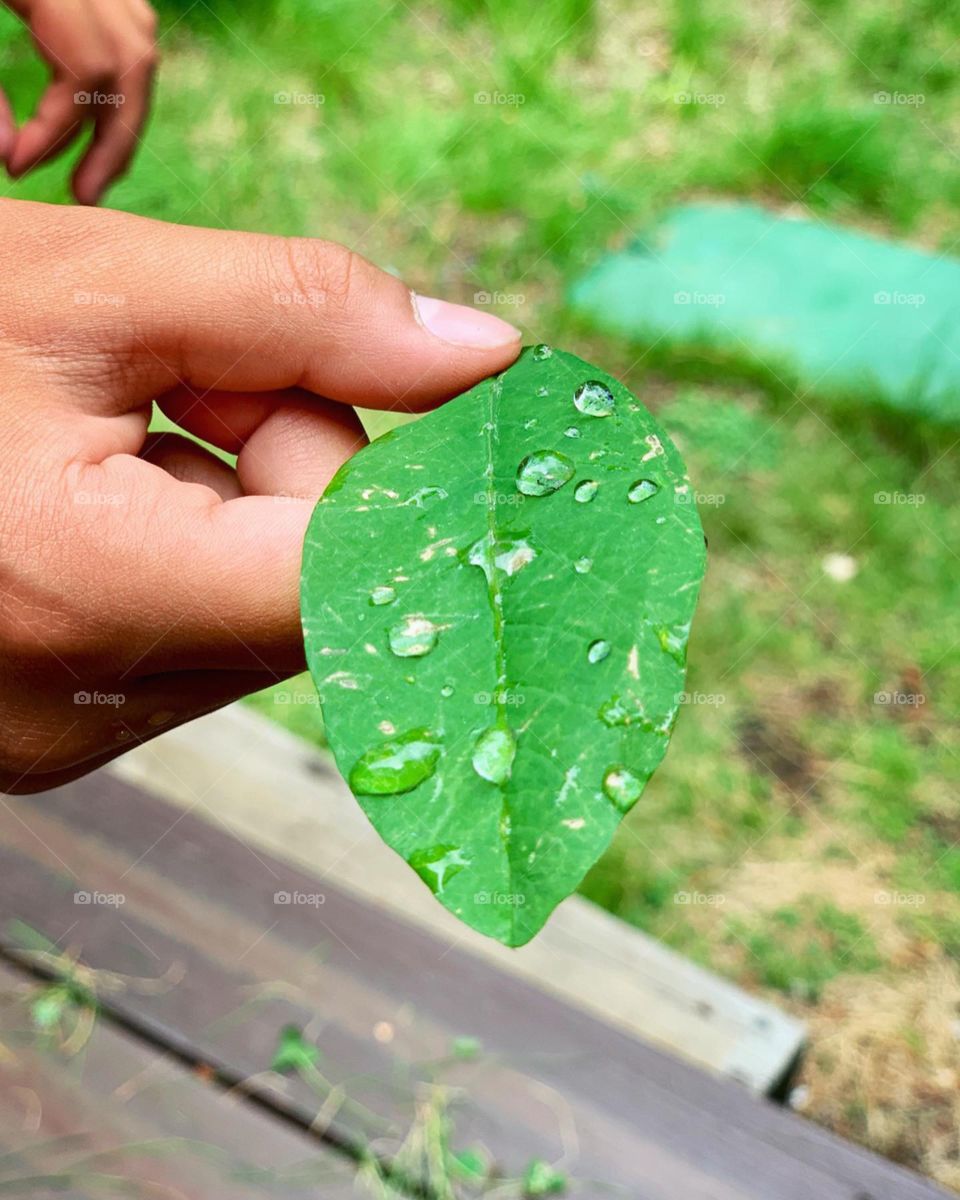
[796,960,960,1188]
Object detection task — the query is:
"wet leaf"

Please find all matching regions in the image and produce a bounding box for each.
[301,347,705,946]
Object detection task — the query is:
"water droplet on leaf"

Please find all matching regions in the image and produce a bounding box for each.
[440,684,454,698]
[369,585,396,607]
[628,479,659,504]
[516,451,575,497]
[602,765,644,812]
[388,615,440,658]
[573,380,615,418]
[408,844,469,894]
[574,479,599,504]
[472,725,516,784]
[532,344,553,360]
[574,557,593,574]
[350,728,441,795]
[564,426,580,438]
[587,639,610,663]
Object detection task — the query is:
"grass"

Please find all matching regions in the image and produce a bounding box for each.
[1,0,960,1186]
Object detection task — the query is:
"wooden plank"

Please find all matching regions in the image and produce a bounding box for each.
[110,703,804,1095]
[0,962,383,1200]
[0,771,949,1200]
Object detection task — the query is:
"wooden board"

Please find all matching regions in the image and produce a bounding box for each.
[0,770,950,1200]
[110,702,805,1095]
[0,962,380,1200]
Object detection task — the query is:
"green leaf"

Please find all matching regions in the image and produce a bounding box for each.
[301,347,705,946]
[270,1025,320,1074]
[522,1157,568,1195]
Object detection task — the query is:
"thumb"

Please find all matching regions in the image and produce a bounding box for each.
[52,206,523,412]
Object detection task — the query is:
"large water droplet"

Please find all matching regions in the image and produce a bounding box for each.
[587,639,610,663]
[654,620,691,666]
[472,725,516,784]
[532,344,553,361]
[628,479,659,504]
[350,728,441,795]
[573,380,615,418]
[369,585,396,607]
[516,451,575,497]
[388,615,439,658]
[574,556,593,574]
[574,479,599,504]
[408,844,469,894]
[467,532,537,580]
[602,765,644,812]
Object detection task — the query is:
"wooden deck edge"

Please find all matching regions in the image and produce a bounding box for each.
[108,703,806,1095]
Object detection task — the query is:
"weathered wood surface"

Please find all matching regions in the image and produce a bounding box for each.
[110,702,804,1095]
[0,962,376,1199]
[0,768,950,1200]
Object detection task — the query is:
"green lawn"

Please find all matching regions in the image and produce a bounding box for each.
[3,0,960,1184]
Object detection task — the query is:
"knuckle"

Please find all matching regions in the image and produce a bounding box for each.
[275,236,360,313]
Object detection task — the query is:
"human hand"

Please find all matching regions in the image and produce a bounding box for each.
[1,0,158,204]
[0,199,522,793]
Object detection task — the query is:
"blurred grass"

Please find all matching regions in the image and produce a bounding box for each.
[3,0,960,1181]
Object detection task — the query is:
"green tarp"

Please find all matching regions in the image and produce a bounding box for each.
[570,202,960,424]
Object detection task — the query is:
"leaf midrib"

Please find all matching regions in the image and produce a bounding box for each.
[479,373,520,938]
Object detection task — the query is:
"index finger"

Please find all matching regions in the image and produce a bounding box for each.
[73,62,154,205]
